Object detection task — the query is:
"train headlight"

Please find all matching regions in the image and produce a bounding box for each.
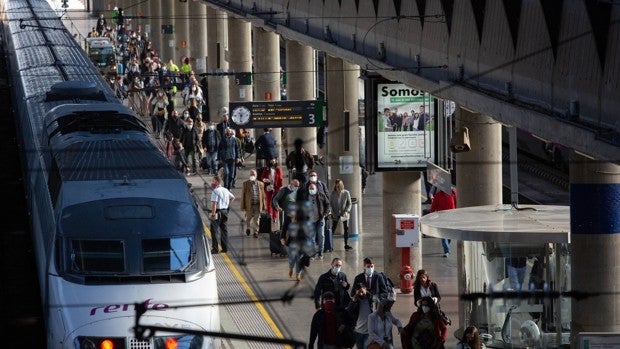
[75,337,125,349]
[154,335,203,349]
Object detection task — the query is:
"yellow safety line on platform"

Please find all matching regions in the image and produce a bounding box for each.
[204,225,287,346]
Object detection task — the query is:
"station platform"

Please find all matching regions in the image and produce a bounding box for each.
[183,160,460,348]
[53,6,461,348]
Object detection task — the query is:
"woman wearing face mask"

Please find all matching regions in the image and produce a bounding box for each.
[401,296,447,349]
[367,299,403,349]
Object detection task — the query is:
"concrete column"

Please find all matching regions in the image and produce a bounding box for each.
[570,153,620,340]
[188,1,207,74]
[325,55,361,233]
[252,28,281,159]
[382,172,422,283]
[174,0,190,62]
[454,106,502,330]
[206,7,229,123]
[228,18,252,102]
[454,108,503,206]
[286,40,316,156]
[148,0,161,56]
[159,1,174,62]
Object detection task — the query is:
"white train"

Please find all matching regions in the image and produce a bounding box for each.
[0,0,220,348]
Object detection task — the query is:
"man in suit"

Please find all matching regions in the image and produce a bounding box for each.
[351,257,388,307]
[240,169,267,238]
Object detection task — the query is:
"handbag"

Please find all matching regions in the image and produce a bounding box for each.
[340,211,350,222]
[439,308,452,326]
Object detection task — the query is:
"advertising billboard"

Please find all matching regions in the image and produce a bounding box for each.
[375,83,436,171]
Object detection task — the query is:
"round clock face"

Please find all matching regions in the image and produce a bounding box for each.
[231,106,251,126]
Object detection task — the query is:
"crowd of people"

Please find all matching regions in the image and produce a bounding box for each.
[83,10,474,349]
[308,258,456,349]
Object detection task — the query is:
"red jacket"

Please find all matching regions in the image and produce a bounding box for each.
[429,188,457,213]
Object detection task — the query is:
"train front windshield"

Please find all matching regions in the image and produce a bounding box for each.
[69,237,195,275]
[88,47,115,69]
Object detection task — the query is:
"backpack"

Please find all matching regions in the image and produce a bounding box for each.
[381,272,397,301]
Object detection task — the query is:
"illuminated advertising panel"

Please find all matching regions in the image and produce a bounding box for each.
[376,83,436,170]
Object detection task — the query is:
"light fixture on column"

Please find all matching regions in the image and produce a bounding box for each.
[449,127,471,153]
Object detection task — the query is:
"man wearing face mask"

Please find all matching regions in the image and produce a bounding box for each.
[309,291,355,349]
[150,89,169,139]
[209,175,235,254]
[218,128,241,189]
[273,179,300,243]
[313,258,351,311]
[179,117,199,175]
[240,169,267,238]
[401,296,447,349]
[201,122,221,175]
[351,258,388,307]
[304,182,330,259]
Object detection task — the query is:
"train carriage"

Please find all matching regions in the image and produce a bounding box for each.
[0,1,220,348]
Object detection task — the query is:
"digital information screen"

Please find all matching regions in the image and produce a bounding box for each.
[375,83,435,170]
[228,100,324,129]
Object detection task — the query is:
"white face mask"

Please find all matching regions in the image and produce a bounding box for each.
[183,113,189,119]
[331,266,341,274]
[422,306,430,313]
[208,125,215,130]
[365,267,374,276]
[249,175,256,181]
[309,189,317,195]
[309,175,317,182]
[186,125,193,130]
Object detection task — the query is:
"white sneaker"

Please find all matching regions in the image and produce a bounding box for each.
[443,253,450,258]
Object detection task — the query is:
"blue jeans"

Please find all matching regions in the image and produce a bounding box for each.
[287,246,304,275]
[355,331,369,349]
[313,218,326,255]
[441,238,451,254]
[222,159,236,189]
[206,151,218,173]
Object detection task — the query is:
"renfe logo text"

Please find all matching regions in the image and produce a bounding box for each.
[90,298,169,316]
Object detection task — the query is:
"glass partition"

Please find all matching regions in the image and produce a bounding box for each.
[462,241,571,348]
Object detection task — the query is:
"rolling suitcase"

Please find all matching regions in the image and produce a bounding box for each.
[323,226,333,252]
[269,230,283,257]
[259,212,272,235]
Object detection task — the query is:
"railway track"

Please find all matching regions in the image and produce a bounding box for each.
[502,147,570,205]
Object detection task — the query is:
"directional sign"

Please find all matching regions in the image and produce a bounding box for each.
[228,100,324,128]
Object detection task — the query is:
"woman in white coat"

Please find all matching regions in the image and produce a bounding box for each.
[329,179,353,250]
